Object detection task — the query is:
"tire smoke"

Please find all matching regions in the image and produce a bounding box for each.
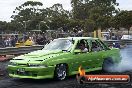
[112,45,132,72]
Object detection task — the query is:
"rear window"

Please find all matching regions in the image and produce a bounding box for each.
[98,39,110,50]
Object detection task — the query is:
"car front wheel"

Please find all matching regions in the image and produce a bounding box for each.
[54,64,67,80]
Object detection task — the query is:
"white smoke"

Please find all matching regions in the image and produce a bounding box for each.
[112,45,132,72]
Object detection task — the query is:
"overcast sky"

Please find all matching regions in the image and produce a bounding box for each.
[0,0,131,22]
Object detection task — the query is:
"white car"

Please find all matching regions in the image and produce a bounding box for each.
[121,35,132,40]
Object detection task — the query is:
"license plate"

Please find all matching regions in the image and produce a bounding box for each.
[17,68,25,72]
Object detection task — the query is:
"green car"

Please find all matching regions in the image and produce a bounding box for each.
[8,37,121,80]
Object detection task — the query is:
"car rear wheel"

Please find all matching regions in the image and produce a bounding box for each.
[102,58,115,72]
[54,64,67,80]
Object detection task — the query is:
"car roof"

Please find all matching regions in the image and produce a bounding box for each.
[58,37,99,40]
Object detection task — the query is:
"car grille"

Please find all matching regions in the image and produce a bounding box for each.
[17,63,28,66]
[10,71,38,77]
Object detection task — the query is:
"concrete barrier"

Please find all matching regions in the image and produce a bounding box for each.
[0,45,44,55]
[103,40,132,46]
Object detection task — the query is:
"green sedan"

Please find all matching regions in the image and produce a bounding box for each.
[8,37,121,80]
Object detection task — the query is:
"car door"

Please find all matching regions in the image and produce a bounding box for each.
[77,39,103,69]
[72,39,95,70]
[89,39,108,67]
[96,39,112,64]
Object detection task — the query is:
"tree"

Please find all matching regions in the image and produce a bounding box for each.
[0,21,7,31]
[11,1,43,31]
[111,11,132,34]
[40,3,71,31]
[71,0,119,32]
[10,1,71,31]
[11,1,43,21]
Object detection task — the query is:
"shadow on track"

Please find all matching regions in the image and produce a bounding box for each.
[13,70,103,84]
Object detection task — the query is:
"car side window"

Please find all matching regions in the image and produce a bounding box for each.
[95,40,104,50]
[75,39,89,53]
[91,40,102,52]
[98,39,110,50]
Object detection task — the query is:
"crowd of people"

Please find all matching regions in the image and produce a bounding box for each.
[0,27,86,48]
[0,35,17,47]
[0,32,50,48]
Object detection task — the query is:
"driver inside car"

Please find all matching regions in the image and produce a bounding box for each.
[79,42,88,52]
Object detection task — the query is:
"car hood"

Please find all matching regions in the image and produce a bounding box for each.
[24,49,63,58]
[11,50,64,64]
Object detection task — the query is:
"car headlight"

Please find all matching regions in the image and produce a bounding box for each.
[28,64,47,68]
[9,62,17,66]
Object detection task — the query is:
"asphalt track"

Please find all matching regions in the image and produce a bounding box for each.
[0,45,132,88]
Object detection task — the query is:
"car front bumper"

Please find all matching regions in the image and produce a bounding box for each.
[8,65,55,79]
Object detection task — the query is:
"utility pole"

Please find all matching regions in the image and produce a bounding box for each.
[23,20,30,32]
[39,23,41,31]
[23,21,26,32]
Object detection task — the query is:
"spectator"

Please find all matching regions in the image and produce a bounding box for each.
[10,36,16,47]
[0,37,5,48]
[4,37,9,47]
[36,34,46,45]
[24,37,34,46]
[113,43,120,48]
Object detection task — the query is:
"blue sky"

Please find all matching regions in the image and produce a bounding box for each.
[0,0,131,22]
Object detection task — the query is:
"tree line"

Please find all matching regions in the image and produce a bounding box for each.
[0,0,132,33]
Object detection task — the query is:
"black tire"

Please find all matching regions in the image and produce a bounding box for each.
[54,64,67,80]
[77,76,86,84]
[102,58,115,72]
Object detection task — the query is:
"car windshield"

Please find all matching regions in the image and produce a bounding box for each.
[43,39,73,50]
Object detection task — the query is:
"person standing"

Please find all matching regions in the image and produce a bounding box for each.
[10,36,16,47]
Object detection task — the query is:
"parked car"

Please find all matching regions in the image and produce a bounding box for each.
[121,35,132,40]
[8,37,121,80]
